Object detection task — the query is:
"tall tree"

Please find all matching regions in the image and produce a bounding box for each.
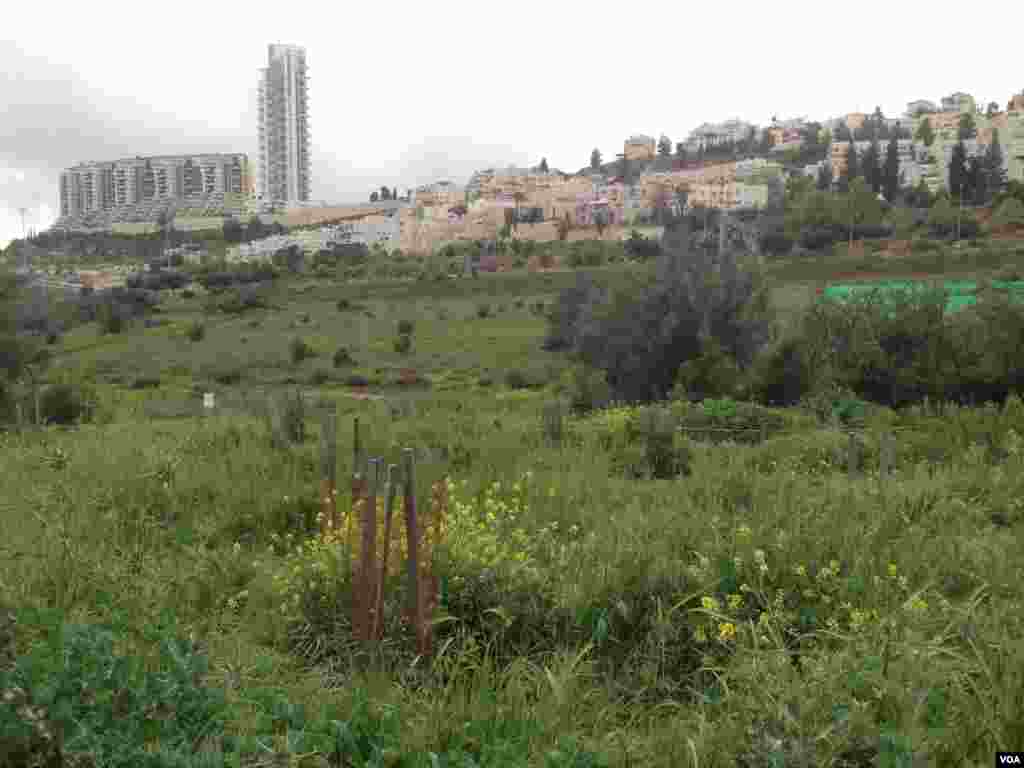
[915,118,935,147]
[392,187,398,201]
[949,141,968,202]
[958,113,977,141]
[862,140,881,195]
[675,143,689,166]
[590,148,602,171]
[370,191,379,202]
[966,155,984,205]
[658,135,672,158]
[840,142,860,193]
[539,157,549,173]
[883,137,901,202]
[983,129,1008,201]
[816,162,834,191]
[379,185,392,201]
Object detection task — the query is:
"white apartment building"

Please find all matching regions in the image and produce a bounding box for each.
[257,44,311,204]
[59,154,250,219]
[686,119,757,151]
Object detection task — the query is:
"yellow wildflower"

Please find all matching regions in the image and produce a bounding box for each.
[718,622,737,642]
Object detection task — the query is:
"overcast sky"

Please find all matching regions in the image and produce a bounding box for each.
[2,0,1022,248]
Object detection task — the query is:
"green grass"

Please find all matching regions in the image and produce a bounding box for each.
[4,254,1024,766]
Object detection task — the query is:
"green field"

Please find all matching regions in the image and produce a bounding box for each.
[3,251,1024,767]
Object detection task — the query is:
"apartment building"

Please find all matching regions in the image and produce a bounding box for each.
[624,135,657,163]
[941,92,976,114]
[905,99,938,119]
[59,154,250,219]
[257,43,311,204]
[828,140,925,190]
[686,119,756,151]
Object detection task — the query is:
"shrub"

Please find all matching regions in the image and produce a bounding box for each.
[558,364,612,414]
[129,375,161,390]
[749,337,816,406]
[289,336,314,364]
[760,229,794,257]
[503,368,544,390]
[336,298,351,311]
[186,321,205,341]
[266,390,305,446]
[39,383,90,425]
[213,368,242,385]
[181,288,195,299]
[992,198,1024,231]
[332,346,355,367]
[393,333,412,354]
[95,301,124,334]
[397,319,415,335]
[309,368,330,385]
[672,337,742,401]
[476,303,492,318]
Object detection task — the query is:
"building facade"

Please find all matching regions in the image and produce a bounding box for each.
[59,154,250,219]
[257,43,311,204]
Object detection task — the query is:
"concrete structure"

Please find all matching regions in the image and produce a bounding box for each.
[624,135,657,162]
[257,44,311,204]
[905,100,938,119]
[59,154,250,219]
[941,92,976,114]
[685,119,756,152]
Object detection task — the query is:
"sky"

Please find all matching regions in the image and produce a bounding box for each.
[2,0,1022,248]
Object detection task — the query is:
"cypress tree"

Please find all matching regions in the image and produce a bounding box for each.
[883,138,901,202]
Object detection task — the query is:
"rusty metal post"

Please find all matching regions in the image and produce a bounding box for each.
[372,463,399,644]
[402,448,421,652]
[359,458,380,647]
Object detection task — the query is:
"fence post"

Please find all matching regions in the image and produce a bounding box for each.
[348,417,365,637]
[358,458,380,648]
[402,448,421,654]
[879,430,895,479]
[319,406,338,538]
[847,432,861,479]
[372,464,399,644]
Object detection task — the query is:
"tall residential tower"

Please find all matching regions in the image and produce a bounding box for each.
[257,44,311,204]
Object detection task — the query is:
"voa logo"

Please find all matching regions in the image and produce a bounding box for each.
[998,754,1023,765]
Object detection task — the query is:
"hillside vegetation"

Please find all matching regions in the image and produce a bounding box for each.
[3,212,1024,767]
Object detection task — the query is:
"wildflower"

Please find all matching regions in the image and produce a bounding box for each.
[887,563,898,578]
[905,595,928,614]
[718,622,737,642]
[701,596,720,612]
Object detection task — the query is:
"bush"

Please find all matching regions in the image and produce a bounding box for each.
[186,321,205,342]
[332,346,355,367]
[309,368,330,385]
[760,229,794,257]
[393,333,412,354]
[671,337,742,401]
[181,288,195,299]
[289,337,314,364]
[213,368,241,385]
[129,375,161,390]
[336,298,351,311]
[95,301,124,334]
[558,364,612,414]
[397,319,415,335]
[750,337,815,406]
[39,383,90,425]
[476,303,491,318]
[503,367,545,390]
[992,198,1024,231]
